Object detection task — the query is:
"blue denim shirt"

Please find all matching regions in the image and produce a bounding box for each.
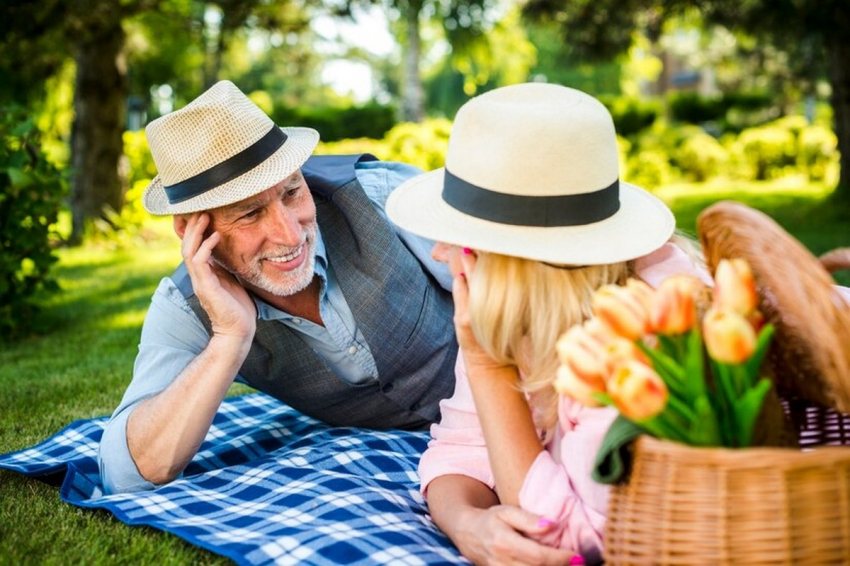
[98,160,451,494]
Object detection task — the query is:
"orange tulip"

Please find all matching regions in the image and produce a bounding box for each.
[592,283,651,341]
[556,323,610,390]
[554,364,605,407]
[713,259,758,316]
[702,307,757,364]
[650,275,703,335]
[607,360,668,421]
[605,335,650,368]
[626,278,655,312]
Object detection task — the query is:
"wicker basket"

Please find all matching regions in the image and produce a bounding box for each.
[603,201,850,565]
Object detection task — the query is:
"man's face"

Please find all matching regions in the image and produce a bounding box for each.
[208,169,318,297]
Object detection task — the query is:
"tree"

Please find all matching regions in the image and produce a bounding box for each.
[523,0,850,203]
[1,0,162,244]
[0,0,318,244]
[339,0,494,122]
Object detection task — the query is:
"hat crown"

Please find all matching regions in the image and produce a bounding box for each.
[145,81,275,187]
[445,83,619,197]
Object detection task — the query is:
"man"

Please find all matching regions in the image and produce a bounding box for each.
[98,81,457,494]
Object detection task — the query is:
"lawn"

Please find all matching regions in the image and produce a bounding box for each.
[1,184,848,564]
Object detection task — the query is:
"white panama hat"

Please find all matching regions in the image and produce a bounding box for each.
[385,83,675,265]
[142,80,320,215]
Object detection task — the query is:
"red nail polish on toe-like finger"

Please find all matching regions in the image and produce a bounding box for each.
[569,555,585,565]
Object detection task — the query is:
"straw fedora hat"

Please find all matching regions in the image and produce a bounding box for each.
[385,83,675,265]
[142,80,320,215]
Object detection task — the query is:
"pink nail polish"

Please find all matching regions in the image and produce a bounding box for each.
[569,555,585,565]
[536,517,555,528]
[458,272,465,278]
[462,247,472,255]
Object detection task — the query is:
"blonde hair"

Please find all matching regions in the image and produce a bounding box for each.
[467,253,632,437]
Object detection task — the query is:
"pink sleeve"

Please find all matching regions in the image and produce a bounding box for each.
[517,400,618,562]
[418,353,495,496]
[635,242,713,288]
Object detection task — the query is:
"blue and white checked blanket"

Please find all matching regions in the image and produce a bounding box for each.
[0,393,468,565]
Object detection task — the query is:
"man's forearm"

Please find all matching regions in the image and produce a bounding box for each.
[126,334,251,484]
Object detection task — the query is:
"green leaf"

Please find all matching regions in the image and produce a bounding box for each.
[6,167,33,188]
[683,327,707,399]
[744,323,775,379]
[636,340,687,396]
[688,395,723,446]
[734,378,773,447]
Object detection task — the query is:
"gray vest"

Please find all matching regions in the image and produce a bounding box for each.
[173,154,457,430]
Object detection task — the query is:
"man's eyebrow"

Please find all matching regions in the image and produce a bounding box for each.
[227,196,265,215]
[284,172,303,188]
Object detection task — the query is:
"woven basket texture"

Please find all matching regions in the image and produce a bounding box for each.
[603,201,850,565]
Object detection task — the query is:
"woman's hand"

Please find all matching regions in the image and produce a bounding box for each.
[451,249,507,371]
[454,505,582,566]
[182,212,256,342]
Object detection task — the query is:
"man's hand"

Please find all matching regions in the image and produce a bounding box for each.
[182,212,256,342]
[453,505,581,566]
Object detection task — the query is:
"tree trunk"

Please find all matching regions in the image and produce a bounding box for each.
[828,33,850,204]
[401,1,424,123]
[69,26,127,243]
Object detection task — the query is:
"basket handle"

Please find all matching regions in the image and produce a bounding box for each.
[819,248,850,273]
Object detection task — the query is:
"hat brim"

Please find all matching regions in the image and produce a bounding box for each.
[142,127,320,215]
[386,168,675,265]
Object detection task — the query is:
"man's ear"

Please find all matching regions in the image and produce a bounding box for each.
[173,214,188,239]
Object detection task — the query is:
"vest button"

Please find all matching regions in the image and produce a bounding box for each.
[348,345,358,355]
[381,382,394,393]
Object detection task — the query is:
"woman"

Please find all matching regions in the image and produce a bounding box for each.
[386,83,708,565]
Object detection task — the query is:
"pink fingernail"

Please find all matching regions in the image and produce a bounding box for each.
[458,272,466,278]
[536,517,555,528]
[462,247,472,255]
[570,556,585,565]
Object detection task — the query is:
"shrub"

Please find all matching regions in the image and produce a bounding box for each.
[383,119,452,171]
[734,125,796,180]
[316,138,390,160]
[271,103,397,142]
[0,106,67,340]
[625,148,674,190]
[676,132,729,182]
[668,92,726,124]
[599,96,662,137]
[798,124,838,181]
[317,119,451,172]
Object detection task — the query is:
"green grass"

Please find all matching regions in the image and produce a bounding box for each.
[1,185,848,563]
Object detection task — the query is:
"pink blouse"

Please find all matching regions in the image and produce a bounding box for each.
[418,243,713,562]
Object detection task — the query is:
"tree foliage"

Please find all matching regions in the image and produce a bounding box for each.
[0,107,67,341]
[522,0,850,201]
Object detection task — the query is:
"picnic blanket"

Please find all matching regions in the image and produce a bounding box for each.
[0,393,468,565]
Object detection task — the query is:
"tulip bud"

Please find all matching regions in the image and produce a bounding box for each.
[702,307,757,364]
[592,284,651,341]
[713,259,758,316]
[555,324,610,390]
[607,360,668,421]
[650,275,703,335]
[554,365,605,407]
[626,278,655,312]
[605,335,650,368]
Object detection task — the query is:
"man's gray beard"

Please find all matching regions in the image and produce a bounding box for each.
[212,224,317,298]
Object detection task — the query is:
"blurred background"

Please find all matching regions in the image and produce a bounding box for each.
[2,0,849,345]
